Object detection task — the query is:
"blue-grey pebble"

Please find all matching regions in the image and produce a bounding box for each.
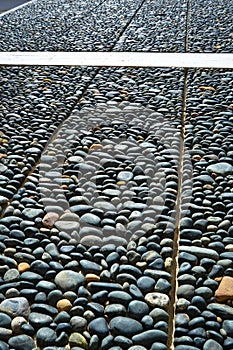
[8,334,35,350]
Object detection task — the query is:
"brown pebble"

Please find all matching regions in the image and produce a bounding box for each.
[18,263,30,273]
[215,276,233,302]
[90,144,103,151]
[42,212,59,229]
[85,274,100,282]
[57,299,72,312]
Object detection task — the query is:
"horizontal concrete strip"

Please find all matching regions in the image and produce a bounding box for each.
[0,52,232,68]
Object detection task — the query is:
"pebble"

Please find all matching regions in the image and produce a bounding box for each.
[88,317,109,338]
[8,334,35,350]
[145,292,170,309]
[132,330,168,346]
[55,270,84,292]
[207,162,233,176]
[109,316,143,337]
[0,298,30,318]
[215,276,233,301]
[36,327,57,348]
[69,332,88,349]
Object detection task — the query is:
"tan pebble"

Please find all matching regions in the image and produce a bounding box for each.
[42,212,59,229]
[217,317,222,323]
[165,257,173,272]
[11,317,27,334]
[18,263,30,273]
[198,85,216,91]
[117,181,126,186]
[225,244,233,252]
[57,299,72,312]
[85,274,100,282]
[136,262,147,269]
[192,155,202,161]
[90,144,103,150]
[215,276,233,302]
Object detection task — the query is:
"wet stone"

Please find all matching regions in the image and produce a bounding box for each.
[29,312,53,328]
[88,317,109,339]
[203,339,223,350]
[8,334,35,350]
[128,300,149,320]
[207,162,233,176]
[36,327,57,348]
[132,330,168,346]
[55,270,84,292]
[207,304,233,320]
[0,298,30,318]
[109,316,143,337]
[69,332,88,349]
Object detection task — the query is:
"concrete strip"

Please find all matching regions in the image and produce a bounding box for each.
[0,52,232,68]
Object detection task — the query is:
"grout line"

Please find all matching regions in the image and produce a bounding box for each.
[168,67,189,350]
[111,0,147,50]
[168,0,190,345]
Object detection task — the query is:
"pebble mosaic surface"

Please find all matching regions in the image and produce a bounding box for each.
[0,0,233,349]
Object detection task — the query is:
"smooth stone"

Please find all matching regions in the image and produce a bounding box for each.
[69,333,88,349]
[87,282,123,293]
[180,229,202,240]
[109,316,143,337]
[8,334,35,350]
[145,292,169,309]
[222,320,233,337]
[70,317,87,332]
[207,162,233,176]
[80,213,101,226]
[132,330,167,346]
[22,208,44,219]
[101,334,114,349]
[0,340,9,350]
[137,276,155,292]
[149,308,169,322]
[105,304,126,318]
[55,221,80,232]
[114,335,133,347]
[0,297,30,318]
[55,270,84,292]
[36,327,57,347]
[151,344,167,350]
[80,260,102,274]
[128,301,149,320]
[108,291,132,306]
[207,304,233,320]
[0,312,12,330]
[29,312,53,327]
[88,317,109,339]
[203,339,223,350]
[177,285,195,300]
[117,171,133,182]
[179,246,219,260]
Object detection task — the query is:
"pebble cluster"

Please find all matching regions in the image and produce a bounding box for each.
[188,0,233,52]
[0,0,233,349]
[175,69,233,350]
[1,0,232,53]
[0,66,185,349]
